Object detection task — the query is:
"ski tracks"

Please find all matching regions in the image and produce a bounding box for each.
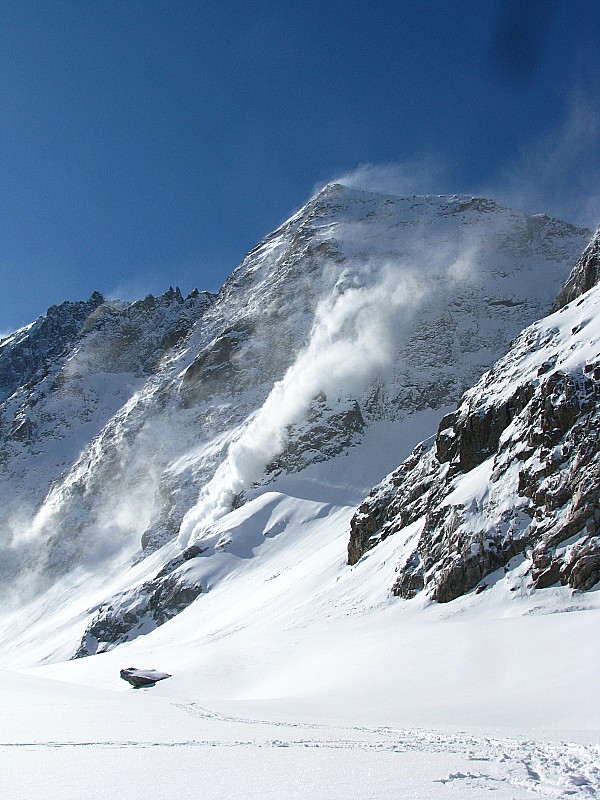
[3,700,598,798]
[168,701,600,798]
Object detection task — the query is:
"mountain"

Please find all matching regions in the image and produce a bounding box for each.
[2,187,599,800]
[349,226,600,602]
[0,287,214,602]
[0,184,593,665]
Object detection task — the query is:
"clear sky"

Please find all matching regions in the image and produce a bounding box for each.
[1,0,599,332]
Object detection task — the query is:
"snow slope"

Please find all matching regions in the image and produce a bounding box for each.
[1,474,599,798]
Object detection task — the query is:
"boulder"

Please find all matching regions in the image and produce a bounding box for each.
[119,667,171,688]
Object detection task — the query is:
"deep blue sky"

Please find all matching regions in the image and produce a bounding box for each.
[1,0,599,332]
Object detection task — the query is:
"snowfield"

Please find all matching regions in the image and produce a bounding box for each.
[3,665,599,800]
[2,470,599,798]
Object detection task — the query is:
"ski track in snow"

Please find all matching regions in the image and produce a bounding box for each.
[171,703,600,797]
[4,702,598,799]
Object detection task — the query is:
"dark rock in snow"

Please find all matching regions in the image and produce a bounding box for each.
[120,667,171,687]
[554,225,600,309]
[73,568,203,657]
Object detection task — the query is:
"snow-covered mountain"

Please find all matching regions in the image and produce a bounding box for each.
[2,186,599,800]
[0,184,593,663]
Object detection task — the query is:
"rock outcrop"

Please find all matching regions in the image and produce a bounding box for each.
[119,667,171,687]
[349,228,600,602]
[0,292,105,404]
[75,545,204,657]
[554,225,600,310]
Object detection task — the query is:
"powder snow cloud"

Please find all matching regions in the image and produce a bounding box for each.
[178,234,481,549]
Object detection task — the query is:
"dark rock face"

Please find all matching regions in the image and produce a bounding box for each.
[349,230,600,602]
[74,553,203,657]
[421,526,526,602]
[78,286,214,376]
[562,539,600,591]
[554,226,600,310]
[348,441,439,566]
[423,369,597,602]
[436,384,535,472]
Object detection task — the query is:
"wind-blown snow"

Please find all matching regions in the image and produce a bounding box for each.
[178,263,427,544]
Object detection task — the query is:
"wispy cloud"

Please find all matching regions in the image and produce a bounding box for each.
[316,91,600,231]
[316,155,448,198]
[480,91,600,229]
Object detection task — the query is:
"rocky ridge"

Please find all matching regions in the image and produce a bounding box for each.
[0,287,213,581]
[0,292,105,404]
[349,227,600,601]
[554,224,600,309]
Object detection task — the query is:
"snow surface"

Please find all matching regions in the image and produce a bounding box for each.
[3,664,599,800]
[2,463,599,798]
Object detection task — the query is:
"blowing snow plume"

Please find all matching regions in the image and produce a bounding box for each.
[178,262,425,547]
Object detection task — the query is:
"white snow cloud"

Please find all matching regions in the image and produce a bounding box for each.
[178,261,424,546]
[178,236,480,548]
[316,155,447,198]
[1,399,162,609]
